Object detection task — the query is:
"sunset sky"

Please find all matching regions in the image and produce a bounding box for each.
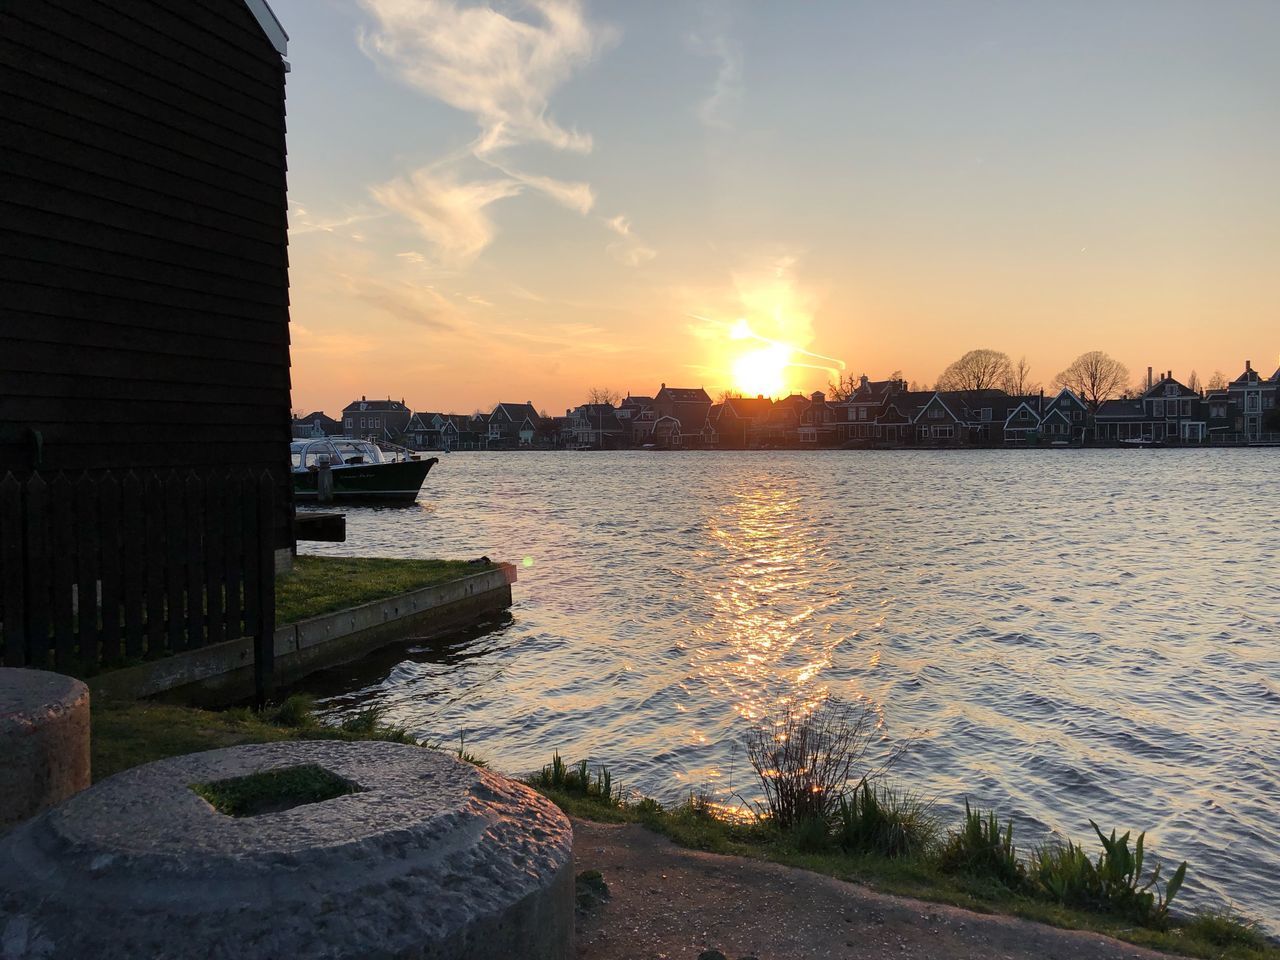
[275,0,1280,416]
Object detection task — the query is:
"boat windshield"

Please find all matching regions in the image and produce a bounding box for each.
[331,439,384,465]
[291,439,341,469]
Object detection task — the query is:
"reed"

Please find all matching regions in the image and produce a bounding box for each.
[938,799,1024,889]
[837,779,938,859]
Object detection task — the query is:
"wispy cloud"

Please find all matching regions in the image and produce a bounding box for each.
[688,24,742,130]
[605,214,656,266]
[358,0,613,262]
[358,0,610,155]
[370,168,522,266]
[290,205,388,236]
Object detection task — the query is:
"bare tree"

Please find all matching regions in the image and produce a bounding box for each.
[586,387,621,406]
[717,388,743,403]
[1185,370,1202,395]
[1054,351,1129,411]
[1005,356,1040,397]
[936,349,1013,394]
[1206,370,1228,392]
[826,373,860,402]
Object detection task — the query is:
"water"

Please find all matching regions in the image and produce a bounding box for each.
[299,450,1279,928]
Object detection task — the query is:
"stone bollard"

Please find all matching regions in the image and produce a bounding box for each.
[0,668,91,828]
[0,741,574,959]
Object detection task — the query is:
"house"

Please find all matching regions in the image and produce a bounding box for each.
[835,377,907,443]
[651,415,682,449]
[292,411,342,439]
[714,396,774,449]
[567,403,626,448]
[1037,388,1091,442]
[762,394,812,447]
[798,391,838,446]
[488,402,541,447]
[1002,397,1045,443]
[1227,360,1279,440]
[651,385,712,437]
[1094,372,1208,442]
[1,0,294,557]
[403,411,445,450]
[912,393,967,443]
[342,397,412,442]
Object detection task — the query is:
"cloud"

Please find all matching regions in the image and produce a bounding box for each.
[371,168,523,265]
[605,214,657,266]
[357,0,611,155]
[688,28,742,129]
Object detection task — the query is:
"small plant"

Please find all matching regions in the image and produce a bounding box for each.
[1181,908,1266,950]
[633,796,664,817]
[270,693,316,728]
[938,799,1024,889]
[338,705,415,744]
[837,779,938,859]
[1030,822,1186,928]
[745,696,885,829]
[455,733,488,767]
[529,752,619,806]
[791,815,832,853]
[191,764,360,817]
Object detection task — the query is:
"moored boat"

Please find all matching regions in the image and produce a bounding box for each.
[291,437,437,503]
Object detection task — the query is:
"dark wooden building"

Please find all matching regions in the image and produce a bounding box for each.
[0,2,294,695]
[1,0,293,550]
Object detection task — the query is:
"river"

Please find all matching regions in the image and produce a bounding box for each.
[298,449,1279,928]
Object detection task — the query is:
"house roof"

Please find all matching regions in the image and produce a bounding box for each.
[620,396,653,409]
[293,410,337,423]
[1141,377,1198,399]
[1095,399,1145,420]
[656,386,711,403]
[243,0,288,55]
[720,396,774,420]
[491,402,540,424]
[342,398,409,413]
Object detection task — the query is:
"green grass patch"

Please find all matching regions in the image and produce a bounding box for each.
[276,555,489,625]
[191,763,361,817]
[92,694,420,782]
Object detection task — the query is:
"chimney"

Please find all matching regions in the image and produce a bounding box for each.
[860,374,869,389]
[1245,360,1252,372]
[1146,367,1152,390]
[362,394,367,401]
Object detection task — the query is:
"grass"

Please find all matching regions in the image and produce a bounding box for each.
[92,694,421,782]
[276,555,490,625]
[191,763,361,817]
[523,752,1277,960]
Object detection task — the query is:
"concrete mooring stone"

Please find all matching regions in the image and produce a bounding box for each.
[0,668,90,828]
[0,741,574,960]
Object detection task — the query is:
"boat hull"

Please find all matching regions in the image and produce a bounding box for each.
[293,457,437,504]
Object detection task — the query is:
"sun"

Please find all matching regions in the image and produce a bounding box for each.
[732,343,792,398]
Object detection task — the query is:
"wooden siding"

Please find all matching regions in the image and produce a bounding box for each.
[0,0,292,542]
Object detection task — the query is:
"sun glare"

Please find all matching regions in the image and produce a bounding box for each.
[732,343,792,397]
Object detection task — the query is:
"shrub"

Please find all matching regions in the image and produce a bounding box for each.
[837,779,938,859]
[1181,908,1266,950]
[938,799,1024,889]
[270,693,316,728]
[745,696,884,829]
[791,815,832,853]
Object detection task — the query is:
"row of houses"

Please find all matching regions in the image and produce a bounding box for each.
[291,361,1280,451]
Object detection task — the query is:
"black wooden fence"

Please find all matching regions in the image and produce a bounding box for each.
[0,468,276,700]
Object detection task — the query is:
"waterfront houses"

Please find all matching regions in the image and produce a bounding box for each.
[1095,373,1208,443]
[342,397,412,442]
[1227,360,1279,440]
[487,402,541,448]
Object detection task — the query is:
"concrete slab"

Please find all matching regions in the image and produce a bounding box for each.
[0,740,574,959]
[0,668,90,827]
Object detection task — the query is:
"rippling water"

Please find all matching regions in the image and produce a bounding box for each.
[299,450,1279,928]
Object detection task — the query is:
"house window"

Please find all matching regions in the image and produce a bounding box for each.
[1165,384,1178,397]
[1072,410,1081,421]
[1180,400,1190,416]
[981,408,992,422]
[857,407,867,420]
[928,406,944,419]
[933,425,953,439]
[373,417,380,427]
[1153,400,1164,417]
[360,417,367,428]
[344,418,352,428]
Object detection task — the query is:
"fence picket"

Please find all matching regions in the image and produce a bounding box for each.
[121,472,145,660]
[164,471,186,654]
[1,473,26,666]
[97,472,122,662]
[51,474,75,669]
[203,472,225,647]
[24,474,50,668]
[75,473,101,665]
[242,473,260,640]
[184,472,204,648]
[144,473,166,656]
[224,471,245,639]
[254,470,276,704]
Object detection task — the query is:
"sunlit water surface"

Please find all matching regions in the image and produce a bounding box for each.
[300,450,1279,928]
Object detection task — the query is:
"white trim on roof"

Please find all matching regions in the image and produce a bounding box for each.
[243,0,288,56]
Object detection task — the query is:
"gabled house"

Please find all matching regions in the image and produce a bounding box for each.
[567,403,625,448]
[1038,388,1090,442]
[342,397,412,441]
[837,377,907,442]
[651,415,682,449]
[1095,372,1207,442]
[291,411,341,439]
[798,391,837,446]
[912,393,966,443]
[403,411,446,450]
[1002,398,1044,443]
[488,402,541,447]
[652,385,712,435]
[714,396,774,449]
[1227,360,1278,440]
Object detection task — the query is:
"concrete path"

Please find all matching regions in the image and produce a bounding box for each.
[572,820,1171,960]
